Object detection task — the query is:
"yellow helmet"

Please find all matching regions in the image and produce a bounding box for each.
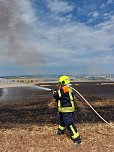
[58,75,70,85]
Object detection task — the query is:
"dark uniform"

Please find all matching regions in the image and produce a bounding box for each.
[53,85,81,144]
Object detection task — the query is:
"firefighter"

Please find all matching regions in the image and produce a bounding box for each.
[53,75,81,145]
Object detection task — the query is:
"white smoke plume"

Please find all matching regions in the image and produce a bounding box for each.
[0,0,44,73]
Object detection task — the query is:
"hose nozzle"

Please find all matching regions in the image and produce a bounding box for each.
[51,89,54,91]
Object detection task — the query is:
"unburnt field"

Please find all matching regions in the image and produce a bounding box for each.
[0,82,114,152]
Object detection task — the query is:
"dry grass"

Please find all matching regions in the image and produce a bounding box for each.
[0,123,114,152]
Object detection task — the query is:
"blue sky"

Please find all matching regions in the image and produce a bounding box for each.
[0,0,114,76]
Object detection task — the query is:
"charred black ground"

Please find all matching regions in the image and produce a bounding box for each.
[0,82,114,129]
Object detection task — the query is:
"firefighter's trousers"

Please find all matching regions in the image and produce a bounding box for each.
[58,112,81,142]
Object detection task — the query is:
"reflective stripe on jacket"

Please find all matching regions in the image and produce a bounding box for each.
[54,86,75,113]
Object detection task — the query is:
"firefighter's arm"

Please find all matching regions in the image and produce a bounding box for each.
[52,90,60,100]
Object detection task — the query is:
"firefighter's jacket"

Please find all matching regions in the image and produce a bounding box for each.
[53,86,75,113]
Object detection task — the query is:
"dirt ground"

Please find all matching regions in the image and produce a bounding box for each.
[0,82,114,152]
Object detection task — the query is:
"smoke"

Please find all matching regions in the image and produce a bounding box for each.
[0,0,44,73]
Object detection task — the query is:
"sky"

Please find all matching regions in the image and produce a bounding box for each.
[0,0,114,76]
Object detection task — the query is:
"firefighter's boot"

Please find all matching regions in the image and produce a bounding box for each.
[74,136,81,145]
[56,128,64,135]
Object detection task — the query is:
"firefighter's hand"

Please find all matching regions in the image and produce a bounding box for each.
[51,89,56,94]
[53,90,56,94]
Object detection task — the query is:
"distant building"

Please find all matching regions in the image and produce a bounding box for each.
[8,77,41,84]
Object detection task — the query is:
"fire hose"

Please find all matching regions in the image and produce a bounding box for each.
[70,86,114,129]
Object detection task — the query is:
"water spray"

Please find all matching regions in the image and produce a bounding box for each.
[0,82,52,91]
[29,85,52,91]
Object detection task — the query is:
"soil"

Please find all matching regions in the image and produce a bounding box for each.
[0,82,114,152]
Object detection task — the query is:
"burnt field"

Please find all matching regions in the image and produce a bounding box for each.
[0,82,114,152]
[0,82,114,128]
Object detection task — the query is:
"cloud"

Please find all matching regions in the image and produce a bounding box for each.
[35,12,114,74]
[92,11,99,17]
[100,3,106,9]
[107,0,113,4]
[88,11,100,19]
[46,0,74,14]
[103,12,113,20]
